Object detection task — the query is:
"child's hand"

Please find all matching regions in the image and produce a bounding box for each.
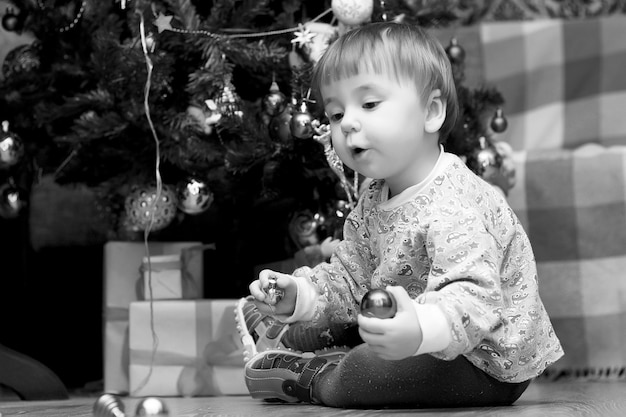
[249,269,298,317]
[357,286,423,361]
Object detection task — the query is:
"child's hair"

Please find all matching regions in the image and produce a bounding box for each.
[311,22,458,140]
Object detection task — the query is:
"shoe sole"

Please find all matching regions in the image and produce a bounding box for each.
[244,348,347,403]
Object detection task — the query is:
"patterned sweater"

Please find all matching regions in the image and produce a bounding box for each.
[285,151,563,383]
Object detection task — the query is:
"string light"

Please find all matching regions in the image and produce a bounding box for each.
[37,0,87,32]
[151,7,333,40]
[131,9,162,396]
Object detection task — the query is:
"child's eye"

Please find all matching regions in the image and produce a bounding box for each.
[328,112,344,122]
[362,101,380,110]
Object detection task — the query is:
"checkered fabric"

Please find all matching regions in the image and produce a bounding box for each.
[433,15,626,152]
[508,144,626,380]
[433,17,626,379]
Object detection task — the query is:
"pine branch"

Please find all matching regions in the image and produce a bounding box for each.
[164,0,201,30]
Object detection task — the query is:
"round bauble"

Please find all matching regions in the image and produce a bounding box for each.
[468,140,502,179]
[0,121,24,169]
[176,177,214,215]
[135,397,169,417]
[331,0,374,26]
[262,81,287,117]
[445,37,465,64]
[125,184,177,232]
[360,288,397,319]
[2,42,41,79]
[490,108,508,133]
[0,183,27,219]
[269,107,293,142]
[2,9,23,33]
[289,210,323,247]
[289,102,314,139]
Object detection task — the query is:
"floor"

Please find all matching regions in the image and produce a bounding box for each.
[1,381,625,416]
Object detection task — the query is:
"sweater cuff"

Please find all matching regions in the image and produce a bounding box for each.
[276,275,318,323]
[413,302,452,356]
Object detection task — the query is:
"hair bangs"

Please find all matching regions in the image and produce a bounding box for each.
[313,27,429,95]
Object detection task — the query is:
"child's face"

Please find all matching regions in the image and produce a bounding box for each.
[321,73,442,196]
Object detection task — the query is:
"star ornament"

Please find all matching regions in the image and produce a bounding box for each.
[291,24,316,48]
[154,12,174,33]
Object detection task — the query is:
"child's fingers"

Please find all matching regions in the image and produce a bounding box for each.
[258,269,292,290]
[357,314,387,334]
[248,280,267,302]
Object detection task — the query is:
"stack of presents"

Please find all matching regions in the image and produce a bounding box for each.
[103,241,247,397]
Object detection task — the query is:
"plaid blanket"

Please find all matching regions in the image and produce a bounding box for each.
[433,17,626,380]
[433,15,626,152]
[508,144,626,380]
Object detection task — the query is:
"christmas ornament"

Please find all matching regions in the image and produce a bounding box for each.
[2,42,41,79]
[269,107,293,142]
[0,121,24,169]
[135,397,169,416]
[125,184,178,232]
[490,107,508,133]
[331,0,374,26]
[301,22,336,64]
[468,137,502,179]
[176,177,214,215]
[262,81,287,117]
[323,199,351,239]
[0,182,26,219]
[186,100,221,135]
[2,7,23,32]
[264,277,284,306]
[360,288,397,319]
[217,79,244,119]
[289,210,323,247]
[154,12,174,33]
[93,393,126,417]
[445,37,465,64]
[291,23,316,49]
[289,101,314,139]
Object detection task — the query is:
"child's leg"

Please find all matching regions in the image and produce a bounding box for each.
[314,343,530,408]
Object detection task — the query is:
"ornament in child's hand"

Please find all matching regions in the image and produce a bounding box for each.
[360,288,397,319]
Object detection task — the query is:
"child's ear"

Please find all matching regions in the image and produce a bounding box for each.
[424,89,446,133]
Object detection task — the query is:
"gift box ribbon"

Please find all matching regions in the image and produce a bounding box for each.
[138,243,215,300]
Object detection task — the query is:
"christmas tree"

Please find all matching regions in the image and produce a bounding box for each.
[0,0,531,289]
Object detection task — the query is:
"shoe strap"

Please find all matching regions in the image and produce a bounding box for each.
[266,321,288,340]
[294,356,329,403]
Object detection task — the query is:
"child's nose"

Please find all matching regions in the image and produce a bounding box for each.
[341,110,361,133]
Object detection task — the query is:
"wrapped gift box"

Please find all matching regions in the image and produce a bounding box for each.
[129,299,247,397]
[103,241,209,394]
[142,254,183,300]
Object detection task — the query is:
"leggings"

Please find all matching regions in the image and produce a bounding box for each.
[312,343,530,409]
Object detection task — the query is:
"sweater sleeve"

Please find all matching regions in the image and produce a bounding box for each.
[283,194,377,327]
[416,206,506,360]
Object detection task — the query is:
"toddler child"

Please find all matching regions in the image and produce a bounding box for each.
[237,21,563,409]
